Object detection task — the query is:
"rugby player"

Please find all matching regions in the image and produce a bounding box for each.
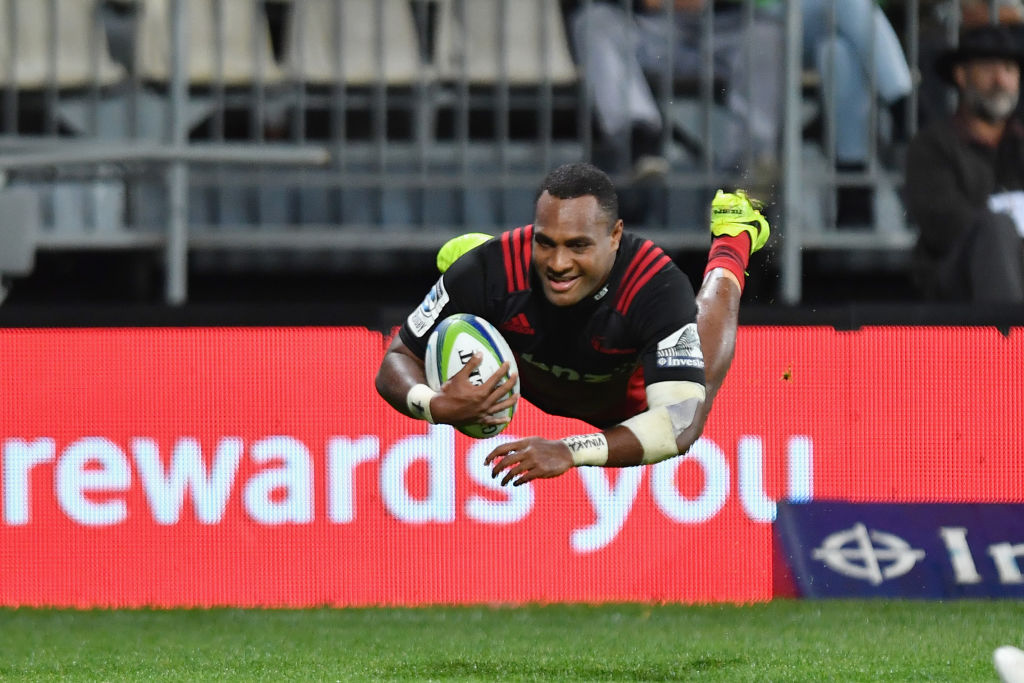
[375,162,769,486]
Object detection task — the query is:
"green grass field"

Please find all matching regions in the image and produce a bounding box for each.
[0,601,1021,681]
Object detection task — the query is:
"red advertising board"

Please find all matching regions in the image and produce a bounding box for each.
[0,326,1020,607]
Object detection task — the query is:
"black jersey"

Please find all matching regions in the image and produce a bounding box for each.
[400,225,705,428]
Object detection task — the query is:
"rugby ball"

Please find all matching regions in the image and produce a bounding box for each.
[425,313,519,439]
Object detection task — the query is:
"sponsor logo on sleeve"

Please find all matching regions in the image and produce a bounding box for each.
[407,277,449,337]
[655,323,704,369]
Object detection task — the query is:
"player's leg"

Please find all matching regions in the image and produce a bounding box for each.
[695,190,771,414]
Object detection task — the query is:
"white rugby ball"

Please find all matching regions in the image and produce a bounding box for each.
[425,313,519,439]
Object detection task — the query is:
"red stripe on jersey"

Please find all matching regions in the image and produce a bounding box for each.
[511,227,525,290]
[617,241,656,308]
[522,224,533,283]
[500,225,534,292]
[615,241,661,314]
[501,232,516,293]
[625,365,648,416]
[618,253,671,315]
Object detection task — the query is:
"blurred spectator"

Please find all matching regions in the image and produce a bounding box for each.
[777,0,912,224]
[905,23,1024,302]
[959,0,1024,28]
[918,0,1024,127]
[799,0,912,161]
[567,0,783,183]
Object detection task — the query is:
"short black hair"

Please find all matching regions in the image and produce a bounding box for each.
[537,162,619,227]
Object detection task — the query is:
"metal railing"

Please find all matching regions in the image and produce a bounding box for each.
[0,0,970,303]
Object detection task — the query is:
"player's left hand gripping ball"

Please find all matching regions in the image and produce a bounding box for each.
[425,313,519,438]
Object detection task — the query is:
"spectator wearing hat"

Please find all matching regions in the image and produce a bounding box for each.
[904,23,1024,303]
[917,0,1024,128]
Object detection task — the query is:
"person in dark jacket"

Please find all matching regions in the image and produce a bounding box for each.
[905,23,1024,302]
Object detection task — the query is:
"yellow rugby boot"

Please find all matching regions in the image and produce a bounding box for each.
[710,189,770,254]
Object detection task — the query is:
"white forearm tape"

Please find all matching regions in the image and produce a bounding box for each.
[621,381,706,465]
[619,407,680,464]
[645,380,706,409]
[563,433,609,466]
[406,383,439,424]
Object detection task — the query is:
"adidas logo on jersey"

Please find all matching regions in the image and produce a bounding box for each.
[501,313,535,336]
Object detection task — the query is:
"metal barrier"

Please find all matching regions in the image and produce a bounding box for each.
[0,0,974,303]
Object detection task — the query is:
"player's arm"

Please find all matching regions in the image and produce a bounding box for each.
[375,250,518,428]
[484,379,706,485]
[376,334,518,428]
[565,379,707,468]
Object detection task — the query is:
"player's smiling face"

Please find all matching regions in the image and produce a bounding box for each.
[532,191,623,306]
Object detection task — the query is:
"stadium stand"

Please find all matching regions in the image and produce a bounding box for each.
[282,0,425,86]
[0,0,131,251]
[135,0,285,86]
[277,0,436,233]
[430,0,582,229]
[0,0,126,92]
[0,0,993,306]
[434,0,577,86]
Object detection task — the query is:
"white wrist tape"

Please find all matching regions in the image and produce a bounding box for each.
[562,433,609,466]
[406,383,439,424]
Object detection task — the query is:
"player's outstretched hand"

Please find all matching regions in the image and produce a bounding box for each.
[710,189,771,254]
[485,437,574,487]
[432,353,519,428]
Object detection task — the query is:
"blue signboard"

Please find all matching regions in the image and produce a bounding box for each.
[775,502,1024,598]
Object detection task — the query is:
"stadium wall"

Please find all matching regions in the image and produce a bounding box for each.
[0,324,1020,607]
